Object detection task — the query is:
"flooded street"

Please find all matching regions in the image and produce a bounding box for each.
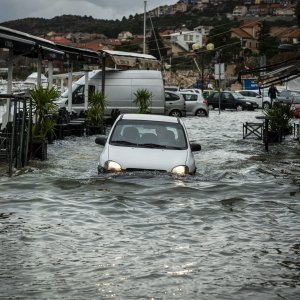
[1,110,300,299]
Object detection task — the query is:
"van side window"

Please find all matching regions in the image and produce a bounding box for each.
[73,85,95,104]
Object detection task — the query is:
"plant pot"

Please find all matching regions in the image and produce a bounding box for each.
[264,129,282,143]
[86,125,106,135]
[282,126,293,136]
[31,139,48,161]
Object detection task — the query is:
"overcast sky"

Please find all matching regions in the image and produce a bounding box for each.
[0,0,177,23]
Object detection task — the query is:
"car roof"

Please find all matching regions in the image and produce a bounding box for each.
[120,113,180,123]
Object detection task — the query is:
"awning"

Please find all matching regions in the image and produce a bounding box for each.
[101,50,160,70]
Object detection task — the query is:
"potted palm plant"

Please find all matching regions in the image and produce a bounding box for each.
[29,85,60,159]
[85,90,107,135]
[133,88,152,114]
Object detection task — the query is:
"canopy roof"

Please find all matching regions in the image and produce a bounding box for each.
[0,26,160,69]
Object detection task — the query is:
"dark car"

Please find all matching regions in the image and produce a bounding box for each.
[207,91,259,111]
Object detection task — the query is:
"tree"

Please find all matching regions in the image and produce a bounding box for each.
[296,0,300,27]
[147,27,167,60]
[258,21,280,62]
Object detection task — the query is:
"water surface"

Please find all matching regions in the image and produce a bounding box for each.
[1,110,300,299]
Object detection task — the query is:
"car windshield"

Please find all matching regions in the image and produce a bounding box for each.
[232,92,247,99]
[109,119,188,150]
[235,92,245,98]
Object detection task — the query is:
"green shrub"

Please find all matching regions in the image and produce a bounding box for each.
[263,102,293,131]
[133,88,152,114]
[86,91,107,126]
[29,85,59,139]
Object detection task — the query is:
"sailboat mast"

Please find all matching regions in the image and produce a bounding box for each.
[143,0,147,54]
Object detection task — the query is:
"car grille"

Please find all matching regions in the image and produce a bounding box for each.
[125,168,167,174]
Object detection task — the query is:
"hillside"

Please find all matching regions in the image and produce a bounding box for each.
[0,1,259,37]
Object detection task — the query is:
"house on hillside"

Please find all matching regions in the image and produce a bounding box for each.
[230,20,262,53]
[194,0,209,11]
[232,6,248,17]
[277,28,300,45]
[117,31,133,42]
[275,4,296,16]
[162,30,203,55]
[248,5,260,16]
[174,1,188,13]
[194,25,213,36]
[45,32,72,45]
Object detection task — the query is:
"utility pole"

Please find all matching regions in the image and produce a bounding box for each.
[143,1,147,54]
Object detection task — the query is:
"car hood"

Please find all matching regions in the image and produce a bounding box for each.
[107,145,189,172]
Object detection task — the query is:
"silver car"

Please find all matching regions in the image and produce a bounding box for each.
[164,91,186,117]
[275,89,300,105]
[177,91,209,117]
[95,113,201,175]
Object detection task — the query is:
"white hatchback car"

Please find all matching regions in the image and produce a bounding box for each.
[95,113,201,175]
[236,90,272,109]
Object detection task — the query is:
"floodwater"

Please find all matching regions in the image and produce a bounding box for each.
[1,110,300,300]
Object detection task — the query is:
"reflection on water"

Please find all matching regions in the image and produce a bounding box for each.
[0,111,300,299]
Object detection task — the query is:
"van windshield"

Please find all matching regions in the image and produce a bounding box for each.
[60,83,80,98]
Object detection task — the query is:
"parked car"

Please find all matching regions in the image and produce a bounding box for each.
[177,91,209,117]
[236,89,272,109]
[95,113,201,175]
[202,89,215,100]
[164,91,186,117]
[164,85,180,92]
[275,89,300,105]
[291,96,300,118]
[207,91,259,111]
[180,88,202,94]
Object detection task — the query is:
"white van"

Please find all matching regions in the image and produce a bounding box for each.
[55,69,166,116]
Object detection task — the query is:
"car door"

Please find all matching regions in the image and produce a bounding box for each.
[182,93,198,115]
[164,91,186,116]
[222,92,235,109]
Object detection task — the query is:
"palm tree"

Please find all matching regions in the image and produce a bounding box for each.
[29,85,59,139]
[133,88,152,114]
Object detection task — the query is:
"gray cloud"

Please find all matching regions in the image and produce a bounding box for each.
[0,0,176,22]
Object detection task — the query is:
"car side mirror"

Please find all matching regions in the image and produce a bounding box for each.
[95,136,107,145]
[190,143,201,152]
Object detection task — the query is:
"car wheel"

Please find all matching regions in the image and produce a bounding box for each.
[195,109,207,117]
[236,104,244,111]
[169,109,182,117]
[263,102,271,109]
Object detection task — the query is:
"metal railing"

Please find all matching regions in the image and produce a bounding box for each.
[0,94,32,175]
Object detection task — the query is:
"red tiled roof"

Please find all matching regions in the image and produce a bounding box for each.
[46,36,72,45]
[231,28,253,39]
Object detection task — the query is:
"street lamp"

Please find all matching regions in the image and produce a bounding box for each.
[192,43,215,93]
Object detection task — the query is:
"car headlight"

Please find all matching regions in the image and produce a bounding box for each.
[246,101,251,104]
[104,160,122,172]
[172,165,189,176]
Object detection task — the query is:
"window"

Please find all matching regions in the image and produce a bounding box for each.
[165,92,180,101]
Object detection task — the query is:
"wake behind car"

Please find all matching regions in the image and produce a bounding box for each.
[95,113,201,175]
[207,91,258,111]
